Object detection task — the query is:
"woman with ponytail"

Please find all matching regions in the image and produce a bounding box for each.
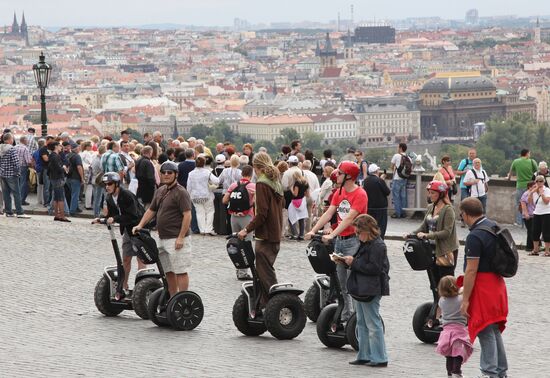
[238,152,285,307]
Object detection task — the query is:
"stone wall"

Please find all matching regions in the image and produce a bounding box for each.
[384,173,518,224]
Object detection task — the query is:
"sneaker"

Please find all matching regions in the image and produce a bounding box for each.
[390,214,399,218]
[21,201,30,206]
[208,231,217,236]
[17,214,31,219]
[5,213,15,217]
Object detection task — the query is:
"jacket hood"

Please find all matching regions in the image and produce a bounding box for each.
[257,174,283,197]
[0,143,13,157]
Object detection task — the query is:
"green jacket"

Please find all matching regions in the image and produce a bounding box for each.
[413,203,459,257]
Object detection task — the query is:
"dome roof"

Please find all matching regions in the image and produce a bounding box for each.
[421,76,496,93]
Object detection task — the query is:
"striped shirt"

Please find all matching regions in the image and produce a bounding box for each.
[14,144,32,167]
[100,150,124,173]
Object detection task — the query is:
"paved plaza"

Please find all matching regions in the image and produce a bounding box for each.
[0,214,547,377]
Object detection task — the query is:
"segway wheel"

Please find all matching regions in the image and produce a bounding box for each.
[346,313,359,351]
[264,293,306,340]
[304,284,321,322]
[316,304,347,348]
[412,301,440,344]
[132,277,162,320]
[166,291,204,331]
[232,294,267,336]
[147,288,170,327]
[94,276,124,317]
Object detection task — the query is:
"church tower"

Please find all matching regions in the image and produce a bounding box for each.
[11,12,19,34]
[20,12,29,46]
[344,29,354,60]
[534,17,542,44]
[319,32,337,69]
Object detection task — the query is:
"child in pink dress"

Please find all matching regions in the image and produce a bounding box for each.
[436,275,473,378]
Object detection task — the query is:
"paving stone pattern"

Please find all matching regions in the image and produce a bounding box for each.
[0,215,547,377]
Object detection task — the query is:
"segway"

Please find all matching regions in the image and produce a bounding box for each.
[304,235,335,322]
[304,234,359,349]
[227,235,306,340]
[403,235,442,344]
[93,219,162,319]
[132,230,204,331]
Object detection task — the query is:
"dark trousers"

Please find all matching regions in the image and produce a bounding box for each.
[524,217,538,251]
[191,204,200,234]
[288,219,305,238]
[255,240,280,307]
[430,250,458,292]
[446,356,463,375]
[368,208,388,239]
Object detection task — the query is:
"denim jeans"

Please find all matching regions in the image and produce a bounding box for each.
[460,187,470,201]
[67,178,81,215]
[391,179,407,216]
[334,235,360,321]
[42,169,51,206]
[477,323,508,377]
[1,176,24,215]
[515,188,526,225]
[92,185,105,218]
[476,195,487,214]
[354,296,388,364]
[19,165,29,202]
[191,204,200,234]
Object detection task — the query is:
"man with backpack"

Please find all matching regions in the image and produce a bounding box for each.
[96,172,145,293]
[464,158,489,214]
[390,142,411,218]
[223,165,255,280]
[459,197,509,378]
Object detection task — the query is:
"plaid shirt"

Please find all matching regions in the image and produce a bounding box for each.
[101,150,124,173]
[27,134,38,154]
[14,144,32,167]
[0,146,21,178]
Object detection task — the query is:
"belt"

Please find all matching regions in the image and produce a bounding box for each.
[336,234,356,240]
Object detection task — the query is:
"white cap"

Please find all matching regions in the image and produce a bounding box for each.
[368,163,380,174]
[287,155,299,164]
[215,154,226,163]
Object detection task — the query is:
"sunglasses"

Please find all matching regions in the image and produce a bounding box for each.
[160,170,175,175]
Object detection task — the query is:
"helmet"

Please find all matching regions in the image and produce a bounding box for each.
[160,160,179,173]
[102,172,121,184]
[337,161,360,181]
[426,180,448,193]
[215,154,226,164]
[329,170,338,183]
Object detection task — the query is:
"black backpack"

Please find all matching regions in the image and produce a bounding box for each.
[397,154,413,179]
[477,223,519,278]
[228,182,251,212]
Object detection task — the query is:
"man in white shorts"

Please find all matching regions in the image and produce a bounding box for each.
[133,161,192,295]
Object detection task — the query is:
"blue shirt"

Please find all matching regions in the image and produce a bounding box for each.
[464,217,497,273]
[457,158,473,189]
[177,160,196,188]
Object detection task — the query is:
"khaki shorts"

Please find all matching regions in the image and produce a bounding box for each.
[156,236,192,274]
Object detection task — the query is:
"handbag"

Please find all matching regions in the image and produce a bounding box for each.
[435,251,455,267]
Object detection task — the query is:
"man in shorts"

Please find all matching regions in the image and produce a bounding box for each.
[133,161,192,295]
[94,172,144,294]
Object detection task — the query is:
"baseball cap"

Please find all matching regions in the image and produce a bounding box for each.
[368,163,380,174]
[287,155,299,163]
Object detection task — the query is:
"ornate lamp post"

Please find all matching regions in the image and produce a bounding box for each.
[32,52,52,137]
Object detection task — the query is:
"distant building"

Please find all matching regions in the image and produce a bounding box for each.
[354,103,420,144]
[237,115,314,142]
[353,25,395,44]
[316,33,337,69]
[534,17,542,44]
[419,72,537,139]
[2,12,29,46]
[310,114,357,143]
[344,30,354,60]
[465,9,479,25]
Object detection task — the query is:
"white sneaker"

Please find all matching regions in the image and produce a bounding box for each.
[17,214,31,219]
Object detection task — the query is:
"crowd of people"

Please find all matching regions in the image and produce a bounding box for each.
[0,127,521,377]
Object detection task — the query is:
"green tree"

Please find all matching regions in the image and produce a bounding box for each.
[274,128,300,147]
[190,124,210,140]
[255,140,277,154]
[302,131,323,151]
[126,128,143,143]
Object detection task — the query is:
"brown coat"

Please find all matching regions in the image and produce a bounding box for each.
[245,182,284,242]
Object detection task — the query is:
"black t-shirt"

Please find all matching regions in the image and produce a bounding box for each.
[464,217,497,273]
[39,146,49,169]
[67,152,83,180]
[293,181,309,200]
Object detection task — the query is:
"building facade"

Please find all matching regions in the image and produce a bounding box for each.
[355,104,421,144]
[310,114,357,143]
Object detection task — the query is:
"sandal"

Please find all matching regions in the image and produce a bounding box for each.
[544,253,550,257]
[528,251,539,256]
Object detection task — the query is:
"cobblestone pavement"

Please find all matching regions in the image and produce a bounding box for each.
[0,215,547,377]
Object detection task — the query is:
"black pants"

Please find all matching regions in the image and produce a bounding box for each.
[446,356,463,375]
[430,250,458,292]
[533,214,550,243]
[368,208,388,239]
[524,217,540,250]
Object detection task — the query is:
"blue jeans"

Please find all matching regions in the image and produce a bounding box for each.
[460,187,470,201]
[476,195,487,214]
[42,169,51,206]
[334,236,360,321]
[1,176,24,215]
[93,185,105,218]
[477,323,508,377]
[391,179,407,217]
[191,204,200,234]
[19,166,29,202]
[67,178,81,215]
[515,188,526,225]
[354,296,388,364]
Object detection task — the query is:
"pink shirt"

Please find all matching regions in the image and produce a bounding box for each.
[227,179,256,216]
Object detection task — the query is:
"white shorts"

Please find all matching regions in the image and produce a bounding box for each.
[156,236,192,274]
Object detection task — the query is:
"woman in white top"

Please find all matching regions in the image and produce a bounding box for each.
[79,141,96,210]
[528,175,550,256]
[187,155,220,235]
[218,154,242,193]
[464,158,489,213]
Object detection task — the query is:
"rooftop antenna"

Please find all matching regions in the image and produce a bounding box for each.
[351,5,354,28]
[338,12,340,32]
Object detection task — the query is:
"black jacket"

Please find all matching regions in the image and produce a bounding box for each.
[347,237,390,300]
[363,174,390,210]
[106,187,141,235]
[47,152,65,180]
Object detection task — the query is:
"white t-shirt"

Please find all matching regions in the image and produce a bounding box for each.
[533,187,550,215]
[464,168,489,197]
[391,153,404,180]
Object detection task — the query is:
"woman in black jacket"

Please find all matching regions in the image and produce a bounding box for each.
[340,214,390,367]
[47,141,70,222]
[362,164,390,238]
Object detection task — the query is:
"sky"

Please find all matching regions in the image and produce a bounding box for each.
[1,0,547,27]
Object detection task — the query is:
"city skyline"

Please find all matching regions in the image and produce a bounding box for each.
[1,0,548,28]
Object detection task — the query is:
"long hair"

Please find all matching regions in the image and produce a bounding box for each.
[253,152,279,182]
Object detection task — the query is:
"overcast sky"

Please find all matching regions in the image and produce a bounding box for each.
[1,0,547,27]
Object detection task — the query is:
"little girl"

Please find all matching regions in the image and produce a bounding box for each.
[436,275,473,378]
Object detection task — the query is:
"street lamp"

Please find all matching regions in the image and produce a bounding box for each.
[32,52,52,137]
